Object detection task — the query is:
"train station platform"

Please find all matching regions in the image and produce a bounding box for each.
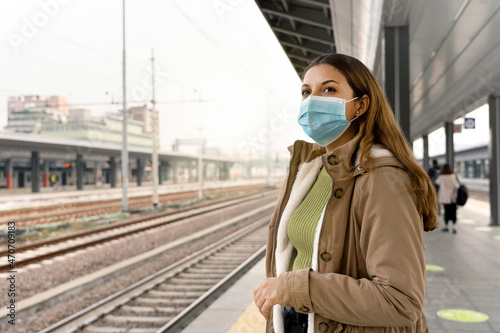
[187,197,500,333]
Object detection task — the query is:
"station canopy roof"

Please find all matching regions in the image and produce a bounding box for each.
[255,0,336,76]
[256,0,500,141]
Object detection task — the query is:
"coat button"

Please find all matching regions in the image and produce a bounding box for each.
[334,188,344,198]
[299,306,309,312]
[318,322,330,332]
[327,155,339,165]
[320,252,331,262]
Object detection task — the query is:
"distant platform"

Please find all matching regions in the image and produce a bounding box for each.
[0,178,271,211]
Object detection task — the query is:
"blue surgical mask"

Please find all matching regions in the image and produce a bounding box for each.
[298,95,358,146]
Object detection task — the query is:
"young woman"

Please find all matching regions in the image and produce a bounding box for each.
[254,53,438,333]
[435,164,460,234]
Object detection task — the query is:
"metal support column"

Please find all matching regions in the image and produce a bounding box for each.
[489,95,500,226]
[172,161,178,184]
[31,151,40,193]
[198,151,203,200]
[218,163,223,181]
[158,162,163,185]
[43,160,49,187]
[215,163,221,180]
[385,26,411,142]
[6,158,12,189]
[151,49,159,207]
[109,157,116,188]
[246,162,252,179]
[128,162,133,183]
[121,0,128,211]
[222,163,230,181]
[225,163,230,181]
[423,135,430,172]
[445,122,455,167]
[136,158,142,186]
[76,154,83,190]
[189,162,195,183]
[165,163,171,181]
[95,161,102,186]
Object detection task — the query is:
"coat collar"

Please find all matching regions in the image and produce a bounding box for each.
[287,134,404,179]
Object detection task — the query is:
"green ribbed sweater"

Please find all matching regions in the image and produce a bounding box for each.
[287,166,332,271]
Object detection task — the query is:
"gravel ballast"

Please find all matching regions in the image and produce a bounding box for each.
[0,197,274,333]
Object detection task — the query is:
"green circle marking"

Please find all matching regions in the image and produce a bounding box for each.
[475,227,494,232]
[426,265,445,272]
[437,309,489,323]
[458,219,476,224]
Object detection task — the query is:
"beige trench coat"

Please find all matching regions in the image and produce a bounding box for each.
[265,134,428,333]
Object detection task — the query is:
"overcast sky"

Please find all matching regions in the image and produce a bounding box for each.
[0,0,489,159]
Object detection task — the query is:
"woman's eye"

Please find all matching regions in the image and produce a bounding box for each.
[324,87,336,93]
[301,90,310,96]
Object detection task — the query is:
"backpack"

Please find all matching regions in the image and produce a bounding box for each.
[455,177,468,206]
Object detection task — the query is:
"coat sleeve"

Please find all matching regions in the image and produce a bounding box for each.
[276,167,426,327]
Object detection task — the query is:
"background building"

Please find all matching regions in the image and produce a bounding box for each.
[8,95,68,117]
[41,110,153,147]
[5,97,154,148]
[5,107,67,133]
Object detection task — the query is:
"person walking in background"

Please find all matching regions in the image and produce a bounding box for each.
[428,159,441,215]
[427,159,440,188]
[435,164,460,234]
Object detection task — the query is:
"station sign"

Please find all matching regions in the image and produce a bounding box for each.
[464,117,476,129]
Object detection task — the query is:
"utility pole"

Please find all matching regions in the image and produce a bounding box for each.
[121,0,129,212]
[197,127,204,200]
[198,144,204,199]
[151,49,159,207]
[266,92,272,187]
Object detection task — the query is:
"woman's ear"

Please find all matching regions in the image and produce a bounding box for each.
[356,94,370,116]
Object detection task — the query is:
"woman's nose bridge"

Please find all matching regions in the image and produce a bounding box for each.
[310,88,322,96]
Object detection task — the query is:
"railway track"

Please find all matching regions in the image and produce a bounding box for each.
[0,189,277,272]
[0,183,269,227]
[38,218,268,333]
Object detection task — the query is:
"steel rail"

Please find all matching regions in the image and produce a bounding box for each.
[0,189,269,256]
[0,190,276,272]
[0,183,268,224]
[157,246,266,333]
[37,217,269,333]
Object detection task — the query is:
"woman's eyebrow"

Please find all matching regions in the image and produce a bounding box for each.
[321,79,339,85]
[301,80,339,88]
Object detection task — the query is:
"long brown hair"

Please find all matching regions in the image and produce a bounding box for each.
[304,54,438,232]
[440,164,454,175]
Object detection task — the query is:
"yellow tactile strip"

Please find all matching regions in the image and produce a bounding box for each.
[227,301,266,333]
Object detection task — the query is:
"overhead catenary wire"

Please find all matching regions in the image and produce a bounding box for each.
[1,29,200,104]
[169,0,288,106]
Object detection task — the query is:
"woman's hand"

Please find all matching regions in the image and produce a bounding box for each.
[253,277,279,320]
